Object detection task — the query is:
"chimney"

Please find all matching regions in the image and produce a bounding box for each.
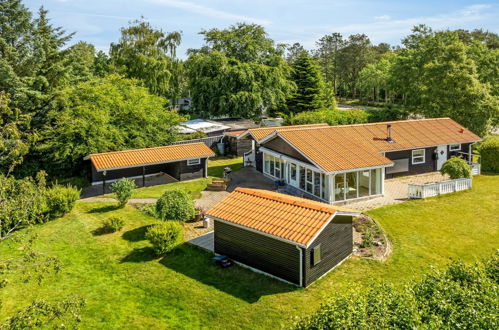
[386,124,395,143]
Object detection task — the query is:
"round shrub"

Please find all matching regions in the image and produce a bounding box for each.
[155,189,195,221]
[145,222,183,256]
[102,216,125,233]
[479,138,499,173]
[44,185,80,219]
[110,178,136,207]
[440,156,471,179]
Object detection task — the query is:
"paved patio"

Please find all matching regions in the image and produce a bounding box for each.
[188,232,214,252]
[194,167,275,209]
[345,172,449,211]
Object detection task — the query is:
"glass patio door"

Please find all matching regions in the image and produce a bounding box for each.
[288,163,298,187]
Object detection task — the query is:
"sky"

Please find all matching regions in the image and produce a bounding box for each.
[26,0,499,58]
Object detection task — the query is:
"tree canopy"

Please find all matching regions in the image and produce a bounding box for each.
[186,23,294,119]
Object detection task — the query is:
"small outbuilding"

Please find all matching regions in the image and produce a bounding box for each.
[206,188,360,287]
[86,142,215,187]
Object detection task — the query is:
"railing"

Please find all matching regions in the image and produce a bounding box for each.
[471,163,481,175]
[408,178,472,199]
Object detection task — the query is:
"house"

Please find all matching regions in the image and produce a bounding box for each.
[241,118,481,204]
[206,187,360,287]
[86,142,215,186]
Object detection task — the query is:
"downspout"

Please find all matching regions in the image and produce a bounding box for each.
[296,245,303,287]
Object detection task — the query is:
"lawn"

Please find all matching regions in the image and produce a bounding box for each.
[1,175,497,329]
[107,157,243,199]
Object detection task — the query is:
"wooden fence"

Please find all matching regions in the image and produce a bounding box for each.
[408,178,472,199]
[171,135,224,148]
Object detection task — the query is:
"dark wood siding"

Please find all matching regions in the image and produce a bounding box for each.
[385,147,436,178]
[92,163,167,182]
[255,148,263,172]
[92,158,206,183]
[214,221,301,285]
[448,142,471,158]
[262,136,312,164]
[225,136,252,156]
[303,215,352,286]
[165,158,206,181]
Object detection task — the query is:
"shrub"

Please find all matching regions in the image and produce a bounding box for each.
[295,253,499,329]
[140,203,158,218]
[145,222,183,256]
[110,178,136,208]
[479,138,499,173]
[102,216,125,232]
[440,156,471,179]
[155,189,195,221]
[44,185,80,220]
[286,109,368,126]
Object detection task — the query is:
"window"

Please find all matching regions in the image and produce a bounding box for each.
[290,163,297,181]
[412,149,425,164]
[263,154,282,179]
[313,245,322,265]
[187,158,200,166]
[449,144,461,151]
[306,169,313,193]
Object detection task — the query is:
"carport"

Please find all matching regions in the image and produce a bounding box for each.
[86,142,215,193]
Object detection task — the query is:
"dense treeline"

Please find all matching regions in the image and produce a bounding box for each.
[1,0,498,182]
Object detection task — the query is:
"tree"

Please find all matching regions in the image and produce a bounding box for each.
[315,33,344,95]
[110,19,181,99]
[358,53,394,102]
[391,26,499,136]
[65,41,96,83]
[336,34,374,97]
[155,189,195,222]
[285,42,307,64]
[0,92,30,176]
[39,75,185,173]
[287,52,325,113]
[186,23,294,119]
[145,222,183,256]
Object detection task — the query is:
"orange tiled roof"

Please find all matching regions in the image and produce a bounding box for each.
[207,187,359,246]
[89,142,215,171]
[273,118,481,172]
[248,123,329,141]
[224,130,247,137]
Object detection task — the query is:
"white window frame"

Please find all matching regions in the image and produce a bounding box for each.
[313,244,322,265]
[449,144,461,151]
[411,149,425,165]
[187,158,201,166]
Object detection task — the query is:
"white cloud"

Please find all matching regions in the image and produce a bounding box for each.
[374,15,391,21]
[148,0,271,25]
[275,3,497,48]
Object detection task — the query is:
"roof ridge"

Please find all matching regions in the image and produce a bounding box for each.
[234,187,338,214]
[88,141,206,157]
[249,123,328,132]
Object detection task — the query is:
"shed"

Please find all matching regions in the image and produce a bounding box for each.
[206,188,360,287]
[86,142,215,187]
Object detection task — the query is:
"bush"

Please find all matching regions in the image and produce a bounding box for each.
[145,222,183,256]
[440,156,471,179]
[101,216,125,232]
[155,189,195,222]
[44,185,80,220]
[295,253,499,329]
[479,138,499,173]
[286,109,368,126]
[110,178,136,207]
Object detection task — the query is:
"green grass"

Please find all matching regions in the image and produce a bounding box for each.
[106,157,243,199]
[1,175,497,329]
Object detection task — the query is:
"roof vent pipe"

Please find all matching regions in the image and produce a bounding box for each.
[386,124,395,143]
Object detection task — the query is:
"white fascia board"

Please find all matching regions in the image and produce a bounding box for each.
[380,140,482,153]
[327,164,393,175]
[259,147,325,173]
